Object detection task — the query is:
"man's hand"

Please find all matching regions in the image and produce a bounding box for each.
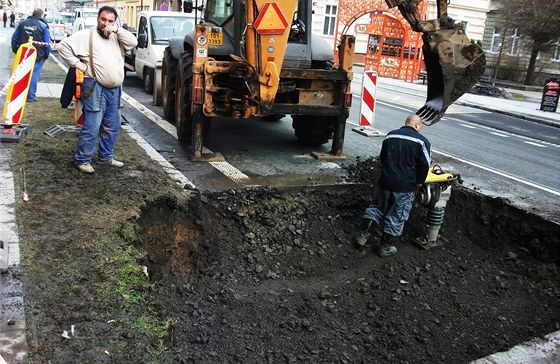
[101,25,118,38]
[76,62,87,73]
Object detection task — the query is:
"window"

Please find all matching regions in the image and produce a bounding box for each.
[323,5,337,36]
[510,29,520,55]
[491,27,501,53]
[553,38,560,61]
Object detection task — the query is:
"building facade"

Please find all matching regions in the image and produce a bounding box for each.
[481,0,559,85]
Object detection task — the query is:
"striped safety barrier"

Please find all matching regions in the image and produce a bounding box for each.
[352,70,382,137]
[2,37,37,126]
[360,70,377,128]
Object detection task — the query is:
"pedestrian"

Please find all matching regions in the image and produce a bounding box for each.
[9,12,15,27]
[57,6,137,174]
[3,12,7,28]
[355,114,431,257]
[11,8,51,103]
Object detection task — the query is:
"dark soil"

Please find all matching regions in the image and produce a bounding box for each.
[467,84,509,98]
[137,159,560,363]
[6,101,560,363]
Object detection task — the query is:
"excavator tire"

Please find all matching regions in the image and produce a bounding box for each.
[175,50,210,145]
[292,115,334,146]
[162,47,178,122]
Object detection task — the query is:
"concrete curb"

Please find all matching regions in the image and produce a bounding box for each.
[470,330,560,364]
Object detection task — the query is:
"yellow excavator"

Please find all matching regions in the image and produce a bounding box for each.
[163,0,485,159]
[163,0,355,160]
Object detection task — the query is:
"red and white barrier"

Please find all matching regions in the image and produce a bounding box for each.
[352,69,382,137]
[360,70,377,127]
[2,38,37,126]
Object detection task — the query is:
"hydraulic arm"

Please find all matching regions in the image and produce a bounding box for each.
[386,0,486,125]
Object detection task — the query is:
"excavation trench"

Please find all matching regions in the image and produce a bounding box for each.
[135,172,559,363]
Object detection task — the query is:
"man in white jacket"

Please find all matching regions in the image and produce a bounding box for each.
[58,6,137,174]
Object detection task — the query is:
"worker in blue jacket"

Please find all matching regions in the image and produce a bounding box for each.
[355,114,432,257]
[11,8,51,102]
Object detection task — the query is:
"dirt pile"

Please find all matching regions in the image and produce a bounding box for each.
[467,84,509,98]
[137,159,560,363]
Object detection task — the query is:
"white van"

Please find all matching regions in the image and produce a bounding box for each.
[71,8,99,34]
[124,11,198,97]
[60,11,74,36]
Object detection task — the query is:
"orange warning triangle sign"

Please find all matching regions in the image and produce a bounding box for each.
[254,2,289,35]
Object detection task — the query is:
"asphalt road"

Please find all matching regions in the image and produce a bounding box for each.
[120,68,560,203]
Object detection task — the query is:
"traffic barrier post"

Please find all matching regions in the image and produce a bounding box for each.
[1,37,36,142]
[352,69,383,137]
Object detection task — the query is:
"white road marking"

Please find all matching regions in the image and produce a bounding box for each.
[524,141,547,148]
[445,115,559,149]
[379,103,558,149]
[490,132,509,138]
[121,124,197,190]
[121,94,250,185]
[433,148,560,196]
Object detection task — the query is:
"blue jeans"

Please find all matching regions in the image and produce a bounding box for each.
[362,188,415,237]
[74,78,122,164]
[27,60,44,100]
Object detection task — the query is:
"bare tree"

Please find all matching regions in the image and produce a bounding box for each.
[497,0,560,85]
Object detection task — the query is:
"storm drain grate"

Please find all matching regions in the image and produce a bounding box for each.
[44,125,81,137]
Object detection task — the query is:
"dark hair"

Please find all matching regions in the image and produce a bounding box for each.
[98,6,118,19]
[32,8,44,17]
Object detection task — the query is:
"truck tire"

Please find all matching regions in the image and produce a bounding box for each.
[162,47,178,122]
[292,115,334,146]
[143,67,154,95]
[176,50,210,144]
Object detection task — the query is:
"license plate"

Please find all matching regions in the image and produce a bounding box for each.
[208,32,223,46]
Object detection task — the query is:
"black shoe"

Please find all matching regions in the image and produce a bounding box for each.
[377,233,399,257]
[378,243,397,257]
[355,231,370,247]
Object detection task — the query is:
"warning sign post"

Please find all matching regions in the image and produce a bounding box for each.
[352,70,383,137]
[1,37,36,142]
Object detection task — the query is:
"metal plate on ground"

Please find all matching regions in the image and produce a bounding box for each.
[0,125,30,143]
[44,125,81,137]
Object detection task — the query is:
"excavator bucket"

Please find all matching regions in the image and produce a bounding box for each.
[418,23,486,125]
[385,0,486,125]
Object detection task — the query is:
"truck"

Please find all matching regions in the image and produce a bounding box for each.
[124,11,199,101]
[161,0,484,159]
[71,8,99,34]
[59,12,74,36]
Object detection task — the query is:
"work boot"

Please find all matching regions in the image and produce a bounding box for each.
[75,162,95,174]
[354,218,377,247]
[377,233,398,257]
[97,159,124,168]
